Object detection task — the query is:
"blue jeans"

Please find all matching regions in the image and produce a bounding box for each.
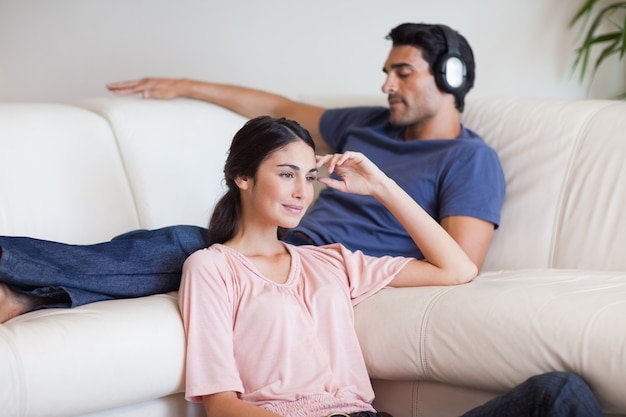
[0,226,208,308]
[460,372,603,417]
[0,226,313,309]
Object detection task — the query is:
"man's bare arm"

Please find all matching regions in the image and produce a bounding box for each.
[107,78,329,153]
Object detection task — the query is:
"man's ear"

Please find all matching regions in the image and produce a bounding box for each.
[234,175,250,190]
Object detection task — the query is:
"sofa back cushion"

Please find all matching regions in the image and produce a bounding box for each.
[0,103,138,243]
[79,96,626,272]
[463,97,626,271]
[79,97,247,231]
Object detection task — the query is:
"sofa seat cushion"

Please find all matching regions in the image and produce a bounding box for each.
[354,268,626,414]
[0,293,185,417]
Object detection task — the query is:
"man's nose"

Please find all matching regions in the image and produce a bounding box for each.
[382,75,397,94]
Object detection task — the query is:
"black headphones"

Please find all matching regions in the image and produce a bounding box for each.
[434,25,467,94]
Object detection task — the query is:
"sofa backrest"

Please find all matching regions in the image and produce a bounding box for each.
[2,96,625,273]
[79,97,247,233]
[463,96,626,272]
[86,96,626,273]
[0,103,139,244]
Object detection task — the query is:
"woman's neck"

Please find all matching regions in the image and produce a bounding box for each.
[225,233,292,284]
[224,227,286,258]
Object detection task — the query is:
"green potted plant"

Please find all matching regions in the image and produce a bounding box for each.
[569,0,626,97]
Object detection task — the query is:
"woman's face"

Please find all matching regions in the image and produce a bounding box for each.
[239,140,318,230]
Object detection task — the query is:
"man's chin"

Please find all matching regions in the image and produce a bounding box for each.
[387,107,405,125]
[388,115,408,127]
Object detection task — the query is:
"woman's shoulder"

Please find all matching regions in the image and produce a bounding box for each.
[184,244,233,268]
[288,242,355,263]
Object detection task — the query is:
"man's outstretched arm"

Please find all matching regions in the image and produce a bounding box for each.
[107,78,329,153]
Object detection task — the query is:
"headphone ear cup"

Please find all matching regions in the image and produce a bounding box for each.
[444,55,465,89]
[435,26,467,94]
[436,54,466,92]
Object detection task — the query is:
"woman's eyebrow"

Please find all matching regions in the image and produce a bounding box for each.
[277,164,318,174]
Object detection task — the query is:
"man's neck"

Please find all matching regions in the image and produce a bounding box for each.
[403,110,462,141]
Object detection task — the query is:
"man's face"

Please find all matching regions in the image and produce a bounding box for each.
[381,45,443,126]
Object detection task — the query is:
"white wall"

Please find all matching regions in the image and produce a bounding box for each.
[0,0,624,104]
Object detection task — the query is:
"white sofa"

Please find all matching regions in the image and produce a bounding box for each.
[1,96,625,417]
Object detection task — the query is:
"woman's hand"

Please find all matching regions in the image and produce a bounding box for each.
[316,151,390,197]
[318,152,477,286]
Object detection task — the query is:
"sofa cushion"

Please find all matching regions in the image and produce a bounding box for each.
[354,268,626,414]
[78,97,247,231]
[0,293,186,417]
[0,103,138,243]
[463,97,626,272]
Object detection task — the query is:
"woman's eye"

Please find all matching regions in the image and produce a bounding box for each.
[306,175,317,182]
[281,172,295,179]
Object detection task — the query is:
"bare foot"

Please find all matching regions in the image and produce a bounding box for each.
[0,282,43,323]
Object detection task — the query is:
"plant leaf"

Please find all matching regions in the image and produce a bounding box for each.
[569,1,626,98]
[570,0,598,27]
[571,1,626,81]
[621,12,626,57]
[592,36,620,77]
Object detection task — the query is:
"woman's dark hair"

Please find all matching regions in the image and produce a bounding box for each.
[205,115,316,246]
[386,23,475,112]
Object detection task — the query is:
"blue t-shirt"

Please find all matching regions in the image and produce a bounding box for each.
[291,106,505,259]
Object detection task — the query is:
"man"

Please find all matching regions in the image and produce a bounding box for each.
[0,23,504,322]
[107,22,505,269]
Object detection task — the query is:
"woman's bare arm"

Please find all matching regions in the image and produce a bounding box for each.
[202,392,283,417]
[317,151,477,287]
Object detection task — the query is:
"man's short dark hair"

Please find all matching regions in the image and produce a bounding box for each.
[386,23,476,112]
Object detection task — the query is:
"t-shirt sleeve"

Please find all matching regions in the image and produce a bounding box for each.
[178,249,244,403]
[439,144,506,228]
[320,107,387,152]
[329,244,412,306]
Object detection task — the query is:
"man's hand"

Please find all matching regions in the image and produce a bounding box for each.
[107,78,185,99]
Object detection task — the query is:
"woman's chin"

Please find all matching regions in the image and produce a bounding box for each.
[280,220,302,230]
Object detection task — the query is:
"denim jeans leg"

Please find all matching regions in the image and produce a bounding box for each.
[459,372,603,417]
[0,225,207,308]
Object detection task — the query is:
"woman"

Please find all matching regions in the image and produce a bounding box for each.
[178,116,602,417]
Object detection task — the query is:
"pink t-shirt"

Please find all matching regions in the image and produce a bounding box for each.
[178,242,411,417]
